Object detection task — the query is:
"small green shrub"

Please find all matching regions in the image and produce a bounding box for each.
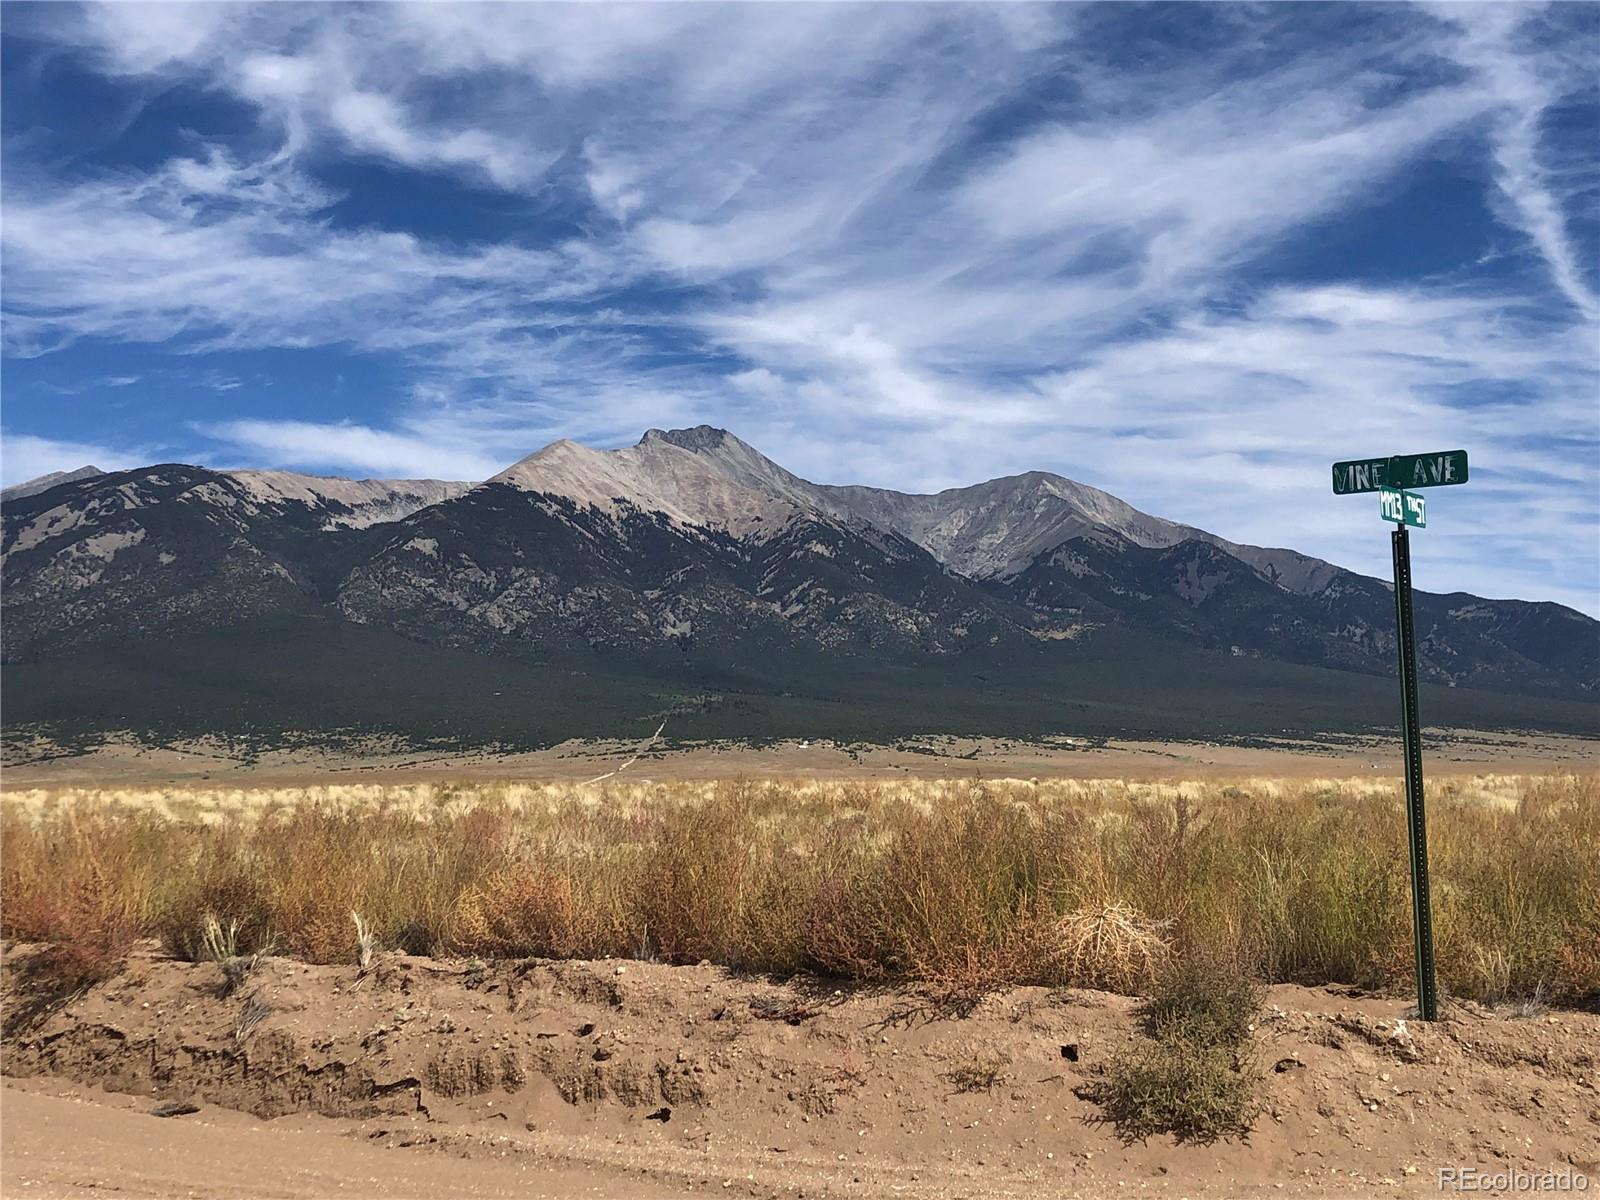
[1143,945,1264,1047]
[1091,1034,1261,1144]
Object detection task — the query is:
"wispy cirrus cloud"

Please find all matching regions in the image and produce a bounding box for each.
[202,418,507,481]
[1,2,1594,611]
[1436,3,1600,322]
[0,149,604,355]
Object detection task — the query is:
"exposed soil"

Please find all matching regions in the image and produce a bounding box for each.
[3,942,1597,1198]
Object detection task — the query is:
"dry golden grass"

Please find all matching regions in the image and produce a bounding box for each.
[2,774,1596,1007]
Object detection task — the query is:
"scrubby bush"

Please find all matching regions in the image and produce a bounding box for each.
[1090,1034,1261,1144]
[1143,943,1264,1047]
[1091,941,1265,1143]
[446,862,578,958]
[1,808,149,992]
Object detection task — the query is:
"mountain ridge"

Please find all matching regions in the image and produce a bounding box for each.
[509,426,1365,600]
[0,430,1540,611]
[226,470,473,528]
[2,428,1593,752]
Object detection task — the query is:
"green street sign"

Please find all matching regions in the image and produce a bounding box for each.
[1333,449,1468,494]
[1332,457,1392,495]
[1385,450,1468,489]
[1380,485,1426,528]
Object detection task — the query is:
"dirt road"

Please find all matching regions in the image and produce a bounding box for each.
[1,1080,700,1199]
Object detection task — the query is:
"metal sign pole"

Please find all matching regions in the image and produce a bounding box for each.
[1335,447,1461,1019]
[1390,523,1438,1020]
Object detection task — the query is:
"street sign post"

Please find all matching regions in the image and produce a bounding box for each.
[1332,448,1466,1021]
[1389,521,1438,1022]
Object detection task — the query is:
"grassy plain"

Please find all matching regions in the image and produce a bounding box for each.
[4,773,1597,1010]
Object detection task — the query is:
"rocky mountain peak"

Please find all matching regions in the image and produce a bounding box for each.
[642,425,735,452]
[1,465,106,503]
[644,425,845,517]
[492,430,799,535]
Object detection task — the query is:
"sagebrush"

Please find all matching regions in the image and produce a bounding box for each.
[1090,1034,1261,1144]
[1092,941,1266,1143]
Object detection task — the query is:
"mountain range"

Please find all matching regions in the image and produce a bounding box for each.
[2,427,1594,751]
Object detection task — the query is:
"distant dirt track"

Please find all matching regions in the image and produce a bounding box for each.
[4,727,1597,789]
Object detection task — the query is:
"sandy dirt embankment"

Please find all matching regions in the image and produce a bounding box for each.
[3,942,1597,1199]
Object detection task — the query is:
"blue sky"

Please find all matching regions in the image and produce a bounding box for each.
[2,2,1596,613]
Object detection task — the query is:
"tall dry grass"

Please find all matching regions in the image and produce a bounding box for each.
[2,774,1596,1006]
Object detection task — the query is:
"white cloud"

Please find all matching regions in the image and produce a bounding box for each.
[1435,4,1600,322]
[72,2,241,75]
[960,74,1477,275]
[326,90,542,187]
[0,148,599,358]
[203,419,505,481]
